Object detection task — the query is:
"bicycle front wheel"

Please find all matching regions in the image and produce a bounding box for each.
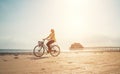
[33,45,45,57]
[50,45,60,57]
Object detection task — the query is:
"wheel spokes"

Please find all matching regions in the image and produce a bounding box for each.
[33,45,44,57]
[50,45,60,57]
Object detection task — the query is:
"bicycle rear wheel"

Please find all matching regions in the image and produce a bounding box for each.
[50,45,60,57]
[33,45,45,57]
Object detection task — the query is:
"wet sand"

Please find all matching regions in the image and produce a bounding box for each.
[0,51,120,74]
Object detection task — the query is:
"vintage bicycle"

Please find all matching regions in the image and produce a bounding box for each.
[33,39,60,57]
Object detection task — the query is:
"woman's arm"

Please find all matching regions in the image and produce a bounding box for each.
[44,33,52,39]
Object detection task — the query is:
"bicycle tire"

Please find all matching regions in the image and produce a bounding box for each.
[33,45,45,57]
[50,45,60,57]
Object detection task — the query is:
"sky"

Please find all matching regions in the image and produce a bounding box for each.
[0,0,120,50]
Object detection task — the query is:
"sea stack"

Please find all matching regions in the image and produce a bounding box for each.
[70,42,84,50]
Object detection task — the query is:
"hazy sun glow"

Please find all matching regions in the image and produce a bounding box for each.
[0,0,120,50]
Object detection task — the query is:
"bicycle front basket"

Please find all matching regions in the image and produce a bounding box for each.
[38,41,43,46]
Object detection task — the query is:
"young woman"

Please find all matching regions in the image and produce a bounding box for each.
[44,29,56,52]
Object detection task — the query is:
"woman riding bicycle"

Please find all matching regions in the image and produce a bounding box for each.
[44,29,56,53]
[33,29,60,57]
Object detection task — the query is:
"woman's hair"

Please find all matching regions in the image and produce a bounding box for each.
[51,29,54,33]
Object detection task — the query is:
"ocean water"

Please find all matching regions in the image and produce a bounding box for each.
[0,49,32,53]
[0,47,120,53]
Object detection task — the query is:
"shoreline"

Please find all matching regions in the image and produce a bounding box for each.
[0,50,120,56]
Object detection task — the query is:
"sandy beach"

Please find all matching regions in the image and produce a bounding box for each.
[0,51,120,74]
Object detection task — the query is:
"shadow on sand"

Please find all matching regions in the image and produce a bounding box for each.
[28,56,49,60]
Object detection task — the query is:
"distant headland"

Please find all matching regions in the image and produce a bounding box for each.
[70,42,84,50]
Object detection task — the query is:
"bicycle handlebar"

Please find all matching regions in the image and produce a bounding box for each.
[42,39,46,41]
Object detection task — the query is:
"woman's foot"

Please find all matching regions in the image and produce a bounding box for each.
[47,50,51,53]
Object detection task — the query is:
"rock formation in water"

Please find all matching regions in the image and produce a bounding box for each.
[70,42,84,50]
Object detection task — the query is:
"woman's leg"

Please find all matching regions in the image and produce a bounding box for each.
[47,40,54,51]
